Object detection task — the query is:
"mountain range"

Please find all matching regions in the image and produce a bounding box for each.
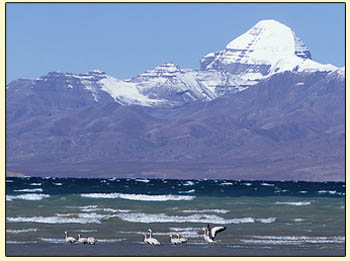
[6,19,345,181]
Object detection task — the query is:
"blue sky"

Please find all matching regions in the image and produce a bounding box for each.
[6,3,345,83]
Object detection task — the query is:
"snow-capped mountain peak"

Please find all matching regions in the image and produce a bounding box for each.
[225,19,311,62]
[201,19,337,80]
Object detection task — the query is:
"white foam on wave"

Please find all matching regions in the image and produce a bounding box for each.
[98,238,126,243]
[256,217,276,223]
[77,205,131,213]
[6,228,38,234]
[242,183,252,186]
[318,190,337,194]
[182,209,229,214]
[73,229,98,233]
[7,240,38,244]
[275,201,311,206]
[6,193,50,201]
[81,193,195,201]
[183,181,194,186]
[113,212,273,225]
[134,179,150,183]
[294,218,305,222]
[261,183,274,186]
[219,182,233,186]
[7,212,114,224]
[39,238,65,244]
[14,188,43,192]
[169,227,203,238]
[178,189,195,194]
[244,235,345,245]
[318,190,344,196]
[53,182,62,186]
[169,226,202,232]
[6,180,14,183]
[29,183,41,186]
[101,208,131,213]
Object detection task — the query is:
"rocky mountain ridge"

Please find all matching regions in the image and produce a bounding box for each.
[6,20,345,181]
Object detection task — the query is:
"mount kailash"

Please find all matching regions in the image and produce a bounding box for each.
[6,20,345,181]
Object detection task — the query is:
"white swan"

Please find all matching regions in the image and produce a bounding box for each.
[202,228,215,245]
[147,229,160,246]
[176,233,188,244]
[64,231,76,244]
[143,233,152,245]
[87,236,97,245]
[77,234,88,244]
[207,224,226,240]
[169,234,182,245]
[206,224,226,240]
[202,224,226,245]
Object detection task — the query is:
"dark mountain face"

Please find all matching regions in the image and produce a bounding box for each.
[6,70,345,181]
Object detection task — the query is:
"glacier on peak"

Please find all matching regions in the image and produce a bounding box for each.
[200,19,337,80]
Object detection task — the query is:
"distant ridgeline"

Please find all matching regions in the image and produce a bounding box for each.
[6,20,345,181]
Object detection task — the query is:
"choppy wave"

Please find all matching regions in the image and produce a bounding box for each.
[6,193,50,201]
[7,212,114,224]
[113,212,274,225]
[256,217,276,223]
[169,227,203,238]
[135,179,150,183]
[98,238,126,243]
[261,183,274,186]
[219,182,233,186]
[6,180,14,183]
[29,183,41,186]
[81,193,195,201]
[241,235,345,245]
[14,188,43,193]
[182,209,229,214]
[318,190,344,196]
[319,190,336,194]
[53,182,63,186]
[178,189,195,194]
[169,227,202,232]
[75,205,131,213]
[6,228,38,234]
[73,229,98,233]
[7,240,38,244]
[39,238,65,244]
[183,181,194,186]
[275,201,311,206]
[294,218,305,222]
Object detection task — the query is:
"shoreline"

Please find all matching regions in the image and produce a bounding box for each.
[5,242,345,257]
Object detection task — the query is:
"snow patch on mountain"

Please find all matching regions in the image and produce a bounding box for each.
[128,63,256,105]
[99,75,166,106]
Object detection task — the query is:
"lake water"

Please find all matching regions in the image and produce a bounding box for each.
[6,177,345,256]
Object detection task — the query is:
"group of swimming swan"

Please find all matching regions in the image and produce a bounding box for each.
[64,231,97,245]
[65,224,226,246]
[144,224,226,246]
